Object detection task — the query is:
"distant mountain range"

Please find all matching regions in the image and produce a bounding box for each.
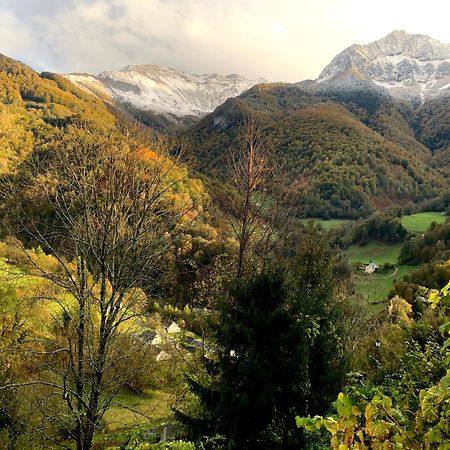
[65,65,265,120]
[64,30,450,124]
[61,30,449,219]
[1,30,448,221]
[178,31,450,219]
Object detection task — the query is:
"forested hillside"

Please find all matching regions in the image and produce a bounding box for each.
[184,83,447,219]
[412,96,450,176]
[0,54,118,172]
[0,52,223,298]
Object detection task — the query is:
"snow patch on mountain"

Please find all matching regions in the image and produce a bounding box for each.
[65,64,265,117]
[314,30,450,101]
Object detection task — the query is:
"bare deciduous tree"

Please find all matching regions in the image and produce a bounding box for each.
[218,117,290,278]
[1,126,193,449]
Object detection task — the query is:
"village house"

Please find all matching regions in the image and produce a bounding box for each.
[365,262,379,274]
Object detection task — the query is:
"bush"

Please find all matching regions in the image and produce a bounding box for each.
[141,442,195,450]
[351,213,408,245]
[111,438,196,450]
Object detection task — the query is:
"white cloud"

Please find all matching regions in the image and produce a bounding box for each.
[0,0,449,81]
[0,10,34,55]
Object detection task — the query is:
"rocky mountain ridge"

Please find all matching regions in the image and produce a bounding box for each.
[301,30,450,102]
[65,31,450,122]
[65,64,265,119]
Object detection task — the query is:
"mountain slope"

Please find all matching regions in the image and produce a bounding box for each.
[0,53,210,224]
[182,31,450,219]
[184,83,445,219]
[412,95,450,176]
[0,53,117,174]
[413,96,450,151]
[65,64,264,125]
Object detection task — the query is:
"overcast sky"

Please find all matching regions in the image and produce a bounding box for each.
[1,0,449,82]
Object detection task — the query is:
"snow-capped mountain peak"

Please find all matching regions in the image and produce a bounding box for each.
[314,31,450,101]
[65,64,265,118]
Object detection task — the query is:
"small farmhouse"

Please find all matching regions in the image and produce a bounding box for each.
[365,262,379,274]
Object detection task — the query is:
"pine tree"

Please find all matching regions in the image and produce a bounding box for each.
[290,233,347,416]
[179,268,309,449]
[179,234,348,449]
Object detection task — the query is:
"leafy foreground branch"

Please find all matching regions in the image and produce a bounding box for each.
[297,281,450,449]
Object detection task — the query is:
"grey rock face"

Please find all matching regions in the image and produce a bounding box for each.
[65,64,265,118]
[314,30,450,101]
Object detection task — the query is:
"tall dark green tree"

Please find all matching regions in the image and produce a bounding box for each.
[179,268,309,449]
[289,234,348,416]
[179,231,349,449]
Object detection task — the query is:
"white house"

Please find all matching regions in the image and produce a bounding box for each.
[365,262,379,274]
[151,333,163,346]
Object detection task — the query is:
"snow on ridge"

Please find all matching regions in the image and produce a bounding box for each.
[65,64,265,117]
[64,74,113,100]
[316,30,450,101]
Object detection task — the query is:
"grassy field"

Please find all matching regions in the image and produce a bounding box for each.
[300,218,350,231]
[353,264,418,305]
[401,212,446,234]
[103,388,173,432]
[300,212,447,235]
[345,241,404,265]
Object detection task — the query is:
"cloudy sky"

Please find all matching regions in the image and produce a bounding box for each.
[1,0,449,82]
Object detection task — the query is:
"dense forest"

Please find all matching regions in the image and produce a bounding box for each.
[184,83,447,219]
[0,53,449,450]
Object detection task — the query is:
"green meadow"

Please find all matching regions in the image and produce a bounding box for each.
[300,218,349,231]
[401,212,446,234]
[345,241,403,265]
[353,264,418,306]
